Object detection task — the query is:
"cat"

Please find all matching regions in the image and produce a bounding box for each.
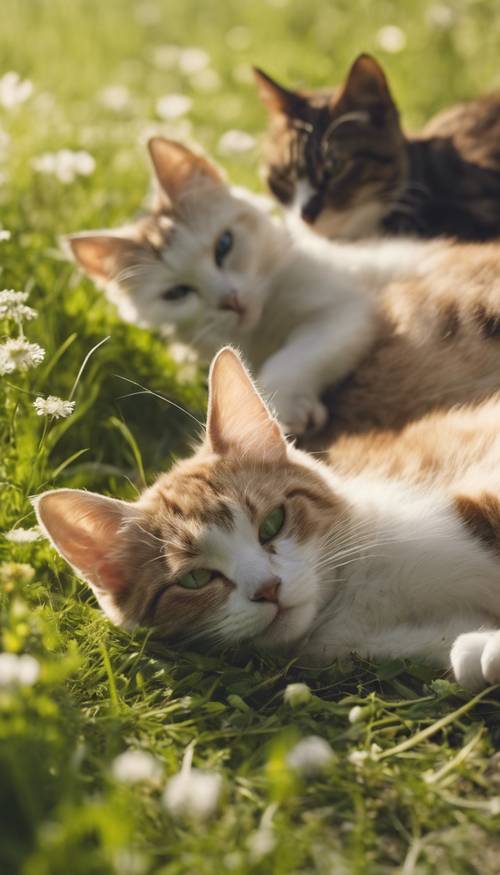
[65,135,442,435]
[254,53,500,241]
[35,346,500,692]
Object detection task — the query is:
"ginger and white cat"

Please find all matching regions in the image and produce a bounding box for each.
[36,348,500,691]
[66,136,441,434]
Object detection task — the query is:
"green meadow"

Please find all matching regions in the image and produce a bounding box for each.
[2,1,500,872]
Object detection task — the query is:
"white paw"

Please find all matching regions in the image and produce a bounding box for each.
[450,630,500,691]
[481,632,500,685]
[274,393,327,437]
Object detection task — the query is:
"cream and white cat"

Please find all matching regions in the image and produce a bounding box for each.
[35,348,500,691]
[66,137,438,435]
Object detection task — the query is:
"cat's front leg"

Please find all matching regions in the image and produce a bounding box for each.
[258,302,376,435]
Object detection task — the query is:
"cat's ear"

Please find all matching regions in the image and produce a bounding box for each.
[253,67,307,118]
[340,54,394,110]
[33,489,135,594]
[207,347,287,462]
[65,233,142,282]
[147,137,225,210]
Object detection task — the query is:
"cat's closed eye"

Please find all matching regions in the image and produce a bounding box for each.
[177,568,216,589]
[214,229,234,267]
[161,284,196,302]
[259,505,285,544]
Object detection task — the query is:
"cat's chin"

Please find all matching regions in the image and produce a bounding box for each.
[253,600,317,649]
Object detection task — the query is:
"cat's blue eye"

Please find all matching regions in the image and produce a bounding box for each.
[214,229,234,267]
[259,506,285,544]
[161,284,195,302]
[177,568,213,589]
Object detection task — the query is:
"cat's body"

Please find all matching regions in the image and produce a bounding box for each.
[66,137,441,434]
[67,138,500,436]
[36,349,500,692]
[255,55,500,241]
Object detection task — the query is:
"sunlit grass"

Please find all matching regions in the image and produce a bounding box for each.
[2,1,500,873]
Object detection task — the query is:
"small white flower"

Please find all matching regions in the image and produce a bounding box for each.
[0,653,40,687]
[98,85,131,112]
[0,290,36,322]
[112,750,162,784]
[427,4,456,28]
[164,746,222,821]
[376,25,407,53]
[33,396,75,419]
[4,526,42,543]
[0,562,35,585]
[283,682,312,707]
[32,149,95,184]
[178,47,209,75]
[0,230,11,241]
[0,72,33,109]
[156,94,192,120]
[152,45,180,70]
[225,26,252,51]
[348,749,369,768]
[217,129,256,156]
[286,736,335,776]
[247,804,277,861]
[0,338,45,375]
[348,705,364,724]
[190,68,221,93]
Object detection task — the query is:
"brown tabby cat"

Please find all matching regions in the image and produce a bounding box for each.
[255,54,500,241]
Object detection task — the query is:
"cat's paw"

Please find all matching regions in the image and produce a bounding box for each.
[450,630,500,691]
[275,393,328,437]
[481,632,500,685]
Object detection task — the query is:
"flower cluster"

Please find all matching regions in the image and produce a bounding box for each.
[32,149,95,184]
[0,289,37,322]
[0,71,33,109]
[0,652,40,687]
[33,396,75,419]
[0,337,45,375]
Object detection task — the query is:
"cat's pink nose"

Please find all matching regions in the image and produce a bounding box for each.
[220,290,245,315]
[251,577,282,604]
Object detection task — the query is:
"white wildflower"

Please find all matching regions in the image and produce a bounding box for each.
[376,25,407,53]
[427,4,456,28]
[0,230,11,241]
[112,749,162,784]
[0,652,40,687]
[348,705,364,724]
[163,746,222,821]
[4,526,42,543]
[190,68,221,93]
[0,562,35,586]
[0,72,33,109]
[98,84,131,112]
[178,47,209,75]
[113,849,149,875]
[32,149,95,184]
[283,682,312,707]
[0,290,37,322]
[217,129,256,156]
[489,797,500,815]
[225,26,252,51]
[0,338,45,374]
[33,396,75,419]
[348,749,369,768]
[286,736,335,776]
[247,804,277,861]
[152,45,180,70]
[156,94,192,120]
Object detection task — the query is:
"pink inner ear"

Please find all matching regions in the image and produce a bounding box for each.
[36,490,132,593]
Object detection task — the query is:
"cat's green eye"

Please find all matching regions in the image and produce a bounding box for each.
[214,229,234,267]
[259,506,285,544]
[162,284,195,302]
[177,568,213,589]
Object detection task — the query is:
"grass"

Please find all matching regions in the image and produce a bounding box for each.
[1,0,500,872]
